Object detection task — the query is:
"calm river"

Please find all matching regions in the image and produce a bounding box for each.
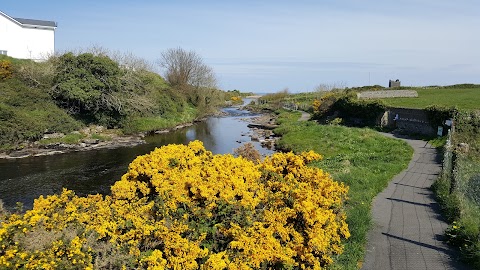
[0,104,273,211]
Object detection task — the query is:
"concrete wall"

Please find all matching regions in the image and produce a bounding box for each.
[380,108,436,136]
[0,14,55,61]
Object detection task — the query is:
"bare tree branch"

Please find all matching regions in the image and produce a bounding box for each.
[158,47,217,89]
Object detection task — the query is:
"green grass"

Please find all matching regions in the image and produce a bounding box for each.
[432,112,480,267]
[121,106,198,133]
[428,136,448,149]
[381,88,480,110]
[433,155,480,268]
[274,110,413,269]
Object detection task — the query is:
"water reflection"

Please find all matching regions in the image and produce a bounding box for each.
[0,106,273,211]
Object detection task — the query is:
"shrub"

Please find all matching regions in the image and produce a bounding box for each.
[312,92,386,126]
[0,141,349,269]
[331,94,386,124]
[14,58,55,88]
[312,92,338,116]
[0,60,13,80]
[51,52,124,127]
[230,96,243,105]
[0,79,81,149]
[424,105,457,129]
[233,142,261,163]
[258,89,290,110]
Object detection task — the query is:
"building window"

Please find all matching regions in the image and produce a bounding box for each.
[0,50,7,55]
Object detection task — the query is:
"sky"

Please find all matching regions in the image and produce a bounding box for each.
[2,1,479,93]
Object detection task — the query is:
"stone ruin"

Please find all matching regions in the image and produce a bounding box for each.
[389,79,401,88]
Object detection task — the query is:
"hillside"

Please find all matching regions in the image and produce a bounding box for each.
[0,53,224,151]
[0,60,81,150]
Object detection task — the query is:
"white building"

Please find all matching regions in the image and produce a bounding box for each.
[0,10,57,61]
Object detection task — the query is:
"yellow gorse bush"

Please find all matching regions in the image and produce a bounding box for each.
[0,141,349,269]
[312,92,339,115]
[229,96,243,105]
[0,60,13,80]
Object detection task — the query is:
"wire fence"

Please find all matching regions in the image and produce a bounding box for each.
[442,129,455,192]
[442,112,480,206]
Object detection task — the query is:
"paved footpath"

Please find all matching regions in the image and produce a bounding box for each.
[362,134,471,270]
[298,111,310,121]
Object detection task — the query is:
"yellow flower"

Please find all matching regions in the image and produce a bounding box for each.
[0,141,349,269]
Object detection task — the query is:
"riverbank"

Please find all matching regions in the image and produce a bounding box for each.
[0,133,146,159]
[0,117,207,159]
[0,109,270,160]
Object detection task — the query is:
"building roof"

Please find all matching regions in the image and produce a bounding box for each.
[0,10,57,29]
[13,17,57,28]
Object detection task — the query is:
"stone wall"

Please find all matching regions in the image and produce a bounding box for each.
[380,108,436,136]
[357,90,418,99]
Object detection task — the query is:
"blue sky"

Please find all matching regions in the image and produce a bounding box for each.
[2,1,479,92]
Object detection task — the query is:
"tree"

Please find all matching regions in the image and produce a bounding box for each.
[158,47,217,89]
[157,48,221,114]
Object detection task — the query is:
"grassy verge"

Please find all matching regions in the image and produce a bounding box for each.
[121,106,198,134]
[274,110,413,269]
[432,111,480,268]
[428,136,448,149]
[433,155,480,268]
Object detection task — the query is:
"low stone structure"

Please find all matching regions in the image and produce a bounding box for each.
[389,79,401,88]
[380,108,436,136]
[357,90,418,99]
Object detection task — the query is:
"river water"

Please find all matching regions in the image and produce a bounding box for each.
[0,104,273,211]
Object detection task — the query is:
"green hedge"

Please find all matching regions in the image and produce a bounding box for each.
[424,105,457,129]
[313,92,386,127]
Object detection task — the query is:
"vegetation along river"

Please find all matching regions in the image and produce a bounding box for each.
[0,104,274,211]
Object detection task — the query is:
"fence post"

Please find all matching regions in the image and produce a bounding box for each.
[450,151,457,194]
[442,129,454,194]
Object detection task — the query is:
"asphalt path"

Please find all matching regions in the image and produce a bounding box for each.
[362,134,471,270]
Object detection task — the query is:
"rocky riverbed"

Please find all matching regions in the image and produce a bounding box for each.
[0,128,146,159]
[240,113,279,150]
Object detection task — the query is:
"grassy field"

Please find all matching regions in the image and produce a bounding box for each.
[381,87,480,110]
[257,85,480,115]
[274,110,413,269]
